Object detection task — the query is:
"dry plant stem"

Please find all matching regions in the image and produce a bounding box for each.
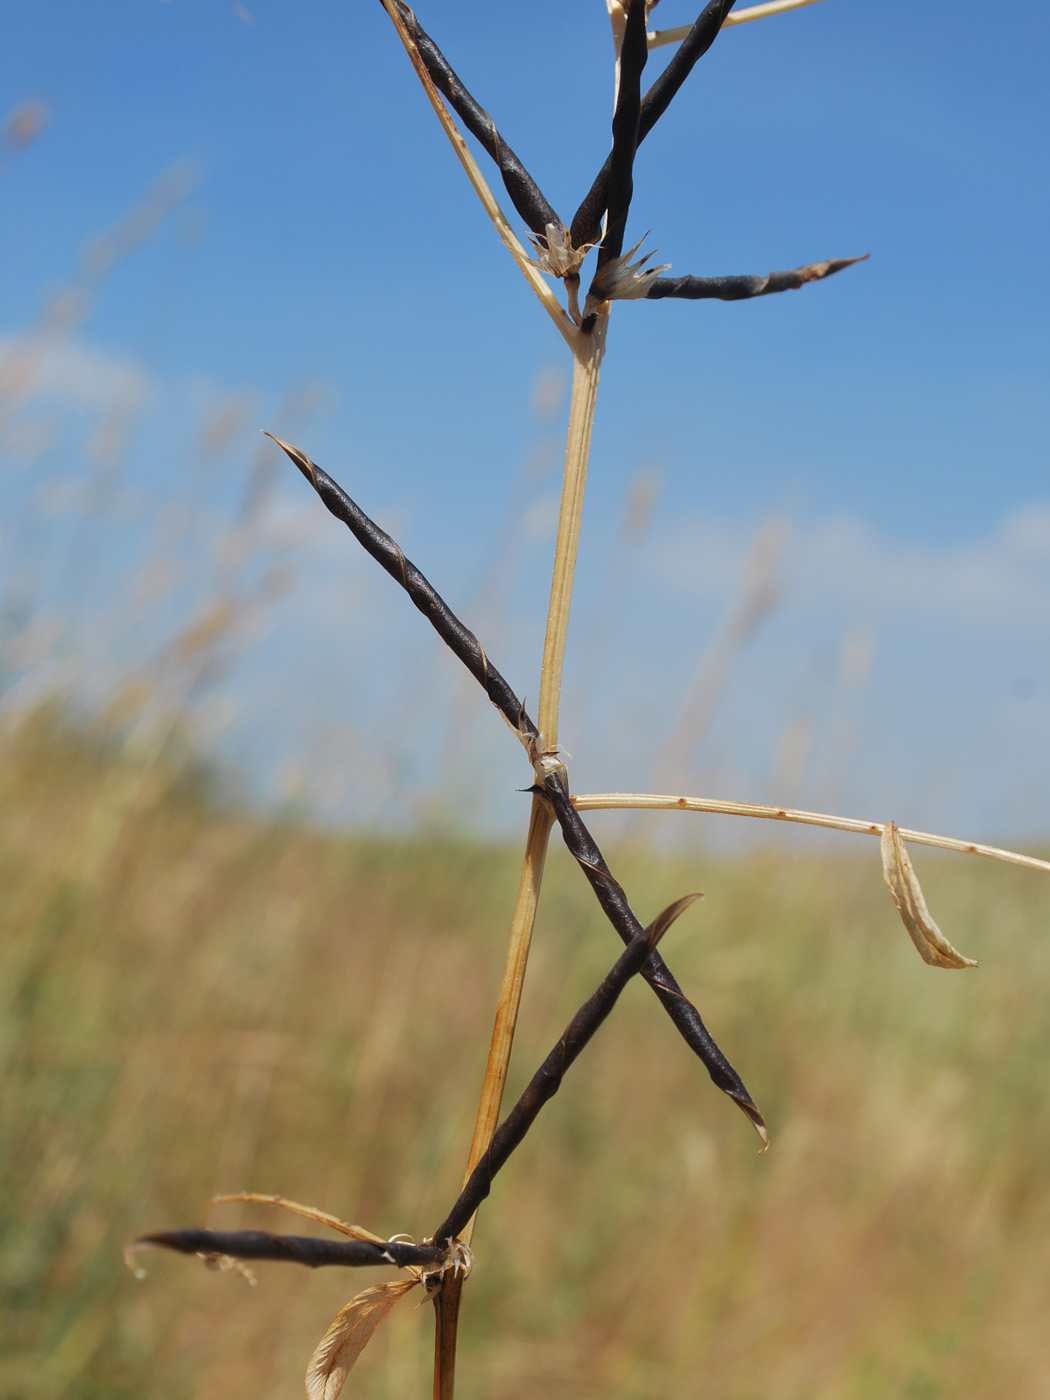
[460,316,609,1202]
[649,0,826,47]
[459,317,608,1192]
[448,315,609,1391]
[432,1273,462,1400]
[460,794,555,1215]
[379,0,576,348]
[571,793,1050,875]
[441,836,578,1388]
[538,317,609,747]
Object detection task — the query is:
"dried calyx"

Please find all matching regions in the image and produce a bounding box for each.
[527,222,593,281]
[586,234,672,312]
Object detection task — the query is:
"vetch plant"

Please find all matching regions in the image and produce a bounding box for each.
[128,3,1050,1396]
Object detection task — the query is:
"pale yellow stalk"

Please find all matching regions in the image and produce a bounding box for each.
[460,316,609,1210]
[649,0,827,50]
[378,10,613,1391]
[442,314,608,1400]
[571,791,1050,875]
[459,798,554,1217]
[537,319,609,748]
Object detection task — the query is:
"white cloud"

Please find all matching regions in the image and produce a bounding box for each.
[0,332,151,415]
[649,504,1050,626]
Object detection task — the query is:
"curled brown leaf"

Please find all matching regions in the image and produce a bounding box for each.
[880,822,978,969]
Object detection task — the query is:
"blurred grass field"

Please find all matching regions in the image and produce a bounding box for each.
[3,705,1050,1400]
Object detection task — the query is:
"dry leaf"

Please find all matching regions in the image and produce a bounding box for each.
[305,1278,419,1400]
[881,822,978,969]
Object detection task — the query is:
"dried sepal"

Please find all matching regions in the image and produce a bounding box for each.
[305,1278,420,1400]
[881,822,978,970]
[586,234,671,311]
[527,222,593,280]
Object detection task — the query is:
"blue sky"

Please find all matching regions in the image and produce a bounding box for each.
[2,0,1049,850]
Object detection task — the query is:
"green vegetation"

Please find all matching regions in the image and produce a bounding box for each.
[3,709,1048,1398]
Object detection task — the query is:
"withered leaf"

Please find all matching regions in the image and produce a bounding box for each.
[305,1278,419,1400]
[880,822,978,969]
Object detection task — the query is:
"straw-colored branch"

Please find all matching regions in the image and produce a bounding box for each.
[446,295,609,1400]
[459,797,555,1235]
[571,792,1050,875]
[432,1274,463,1400]
[380,0,577,348]
[538,317,609,748]
[649,0,826,49]
[458,318,608,1215]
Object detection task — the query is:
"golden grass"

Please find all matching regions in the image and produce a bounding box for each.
[2,708,1049,1399]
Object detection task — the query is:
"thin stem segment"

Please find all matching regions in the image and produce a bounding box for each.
[459,795,554,1231]
[457,316,609,1235]
[649,0,827,47]
[538,318,609,748]
[571,792,1050,875]
[433,1274,462,1400]
[442,318,609,1397]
